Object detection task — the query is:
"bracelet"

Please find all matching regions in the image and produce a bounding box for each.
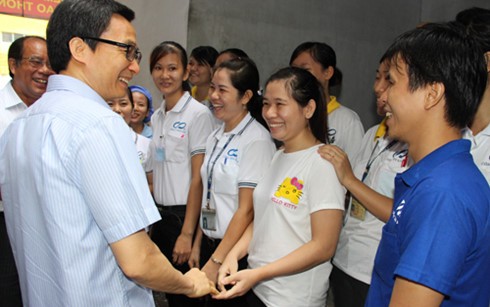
[211,255,223,265]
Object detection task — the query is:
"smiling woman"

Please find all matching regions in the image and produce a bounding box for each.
[148,41,217,307]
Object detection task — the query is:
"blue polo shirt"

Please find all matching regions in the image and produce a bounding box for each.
[366,139,490,307]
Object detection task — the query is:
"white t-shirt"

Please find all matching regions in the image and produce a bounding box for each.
[200,113,275,239]
[130,129,152,172]
[463,125,490,185]
[248,144,345,307]
[332,124,410,284]
[327,99,364,161]
[150,92,215,206]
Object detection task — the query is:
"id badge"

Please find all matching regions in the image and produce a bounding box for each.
[350,197,366,221]
[155,146,166,162]
[201,207,217,230]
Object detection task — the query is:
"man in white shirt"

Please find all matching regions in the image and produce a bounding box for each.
[0,35,53,306]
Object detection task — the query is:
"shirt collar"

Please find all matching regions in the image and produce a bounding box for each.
[214,112,253,140]
[400,139,471,187]
[4,81,27,109]
[161,91,192,113]
[46,74,109,109]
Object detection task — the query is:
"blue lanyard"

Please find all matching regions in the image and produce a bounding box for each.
[205,117,254,208]
[361,139,398,182]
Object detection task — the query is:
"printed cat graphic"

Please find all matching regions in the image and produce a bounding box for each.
[275,177,304,205]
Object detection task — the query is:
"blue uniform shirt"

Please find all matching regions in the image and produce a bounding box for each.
[366,140,490,307]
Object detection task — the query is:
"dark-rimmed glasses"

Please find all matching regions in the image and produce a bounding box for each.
[81,37,142,64]
[21,56,51,69]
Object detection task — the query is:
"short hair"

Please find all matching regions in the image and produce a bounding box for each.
[265,67,327,143]
[456,7,490,53]
[190,46,219,68]
[46,0,134,73]
[384,22,487,129]
[7,36,46,78]
[149,41,190,92]
[215,57,267,129]
[289,42,342,87]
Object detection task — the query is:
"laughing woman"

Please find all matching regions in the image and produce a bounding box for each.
[190,58,276,306]
[213,67,345,307]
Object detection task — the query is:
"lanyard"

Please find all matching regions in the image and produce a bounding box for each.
[361,139,398,182]
[205,117,254,208]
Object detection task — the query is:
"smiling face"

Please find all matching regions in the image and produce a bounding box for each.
[373,61,390,116]
[107,91,133,125]
[130,91,149,125]
[290,51,331,90]
[188,56,212,86]
[83,14,140,101]
[9,37,54,106]
[262,80,311,148]
[209,68,249,131]
[151,52,188,101]
[382,57,427,142]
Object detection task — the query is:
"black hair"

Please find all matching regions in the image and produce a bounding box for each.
[289,42,342,87]
[126,86,134,108]
[215,57,267,129]
[384,22,487,129]
[265,67,327,143]
[8,36,46,78]
[150,41,191,92]
[456,7,490,53]
[218,48,249,60]
[47,0,134,74]
[190,46,219,68]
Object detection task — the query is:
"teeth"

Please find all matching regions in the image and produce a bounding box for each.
[34,79,47,84]
[119,78,129,85]
[269,123,283,128]
[386,112,393,118]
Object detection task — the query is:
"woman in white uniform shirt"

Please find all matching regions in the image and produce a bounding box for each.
[148,41,216,307]
[290,42,364,161]
[213,67,345,307]
[189,58,276,307]
[107,87,153,192]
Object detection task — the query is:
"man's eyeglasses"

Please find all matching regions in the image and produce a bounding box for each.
[21,56,51,69]
[81,37,142,64]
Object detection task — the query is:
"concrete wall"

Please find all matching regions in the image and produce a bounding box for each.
[119,0,190,106]
[187,0,490,129]
[121,0,490,128]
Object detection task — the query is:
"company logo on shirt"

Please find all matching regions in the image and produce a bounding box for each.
[327,128,337,144]
[393,149,408,160]
[392,199,405,224]
[271,177,304,209]
[224,148,238,164]
[171,121,187,138]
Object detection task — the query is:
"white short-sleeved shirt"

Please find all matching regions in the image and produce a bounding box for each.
[463,125,490,184]
[332,125,410,284]
[0,81,27,212]
[200,113,275,239]
[130,129,152,172]
[328,97,364,160]
[248,144,345,307]
[150,92,215,206]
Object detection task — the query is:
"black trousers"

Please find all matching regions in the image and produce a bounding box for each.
[151,205,201,307]
[0,212,22,306]
[197,234,249,307]
[329,264,370,307]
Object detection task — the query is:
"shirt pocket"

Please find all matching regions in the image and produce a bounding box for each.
[213,160,239,195]
[374,226,401,286]
[165,130,187,162]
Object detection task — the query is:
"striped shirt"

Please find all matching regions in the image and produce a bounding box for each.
[0,75,160,306]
